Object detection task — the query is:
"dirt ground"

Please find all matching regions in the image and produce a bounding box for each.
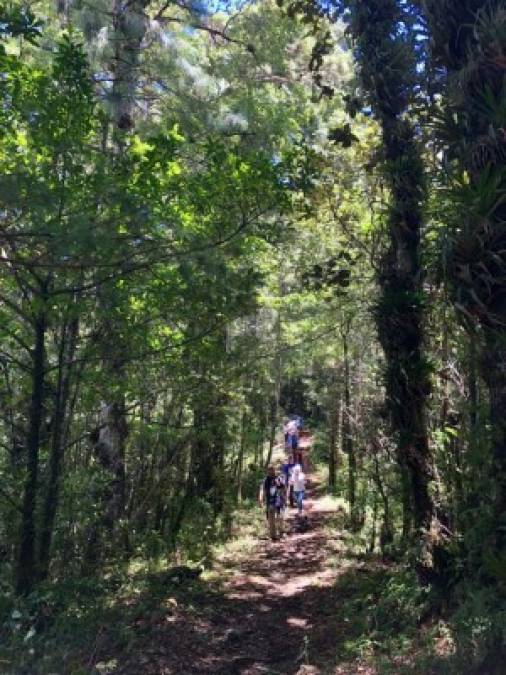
[91,438,454,675]
[107,470,379,675]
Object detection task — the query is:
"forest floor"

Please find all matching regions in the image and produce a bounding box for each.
[85,452,457,674]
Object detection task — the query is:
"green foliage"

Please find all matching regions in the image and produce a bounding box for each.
[0,4,42,43]
[1,0,506,670]
[334,566,429,663]
[451,585,506,669]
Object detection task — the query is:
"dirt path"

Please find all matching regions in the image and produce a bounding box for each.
[98,458,455,675]
[209,477,344,674]
[110,467,372,675]
[67,436,456,674]
[98,436,449,674]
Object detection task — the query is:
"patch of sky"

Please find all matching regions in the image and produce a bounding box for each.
[183,0,212,17]
[413,22,428,39]
[93,71,112,91]
[178,56,206,82]
[204,0,251,16]
[177,56,225,97]
[213,110,249,132]
[215,78,230,95]
[96,26,108,48]
[160,31,178,49]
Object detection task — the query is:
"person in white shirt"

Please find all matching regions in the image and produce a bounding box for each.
[290,464,306,515]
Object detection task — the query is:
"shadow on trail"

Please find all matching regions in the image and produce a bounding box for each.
[99,486,456,675]
[106,556,454,675]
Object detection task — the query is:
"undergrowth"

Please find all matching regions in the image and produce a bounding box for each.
[0,493,267,674]
[2,469,505,674]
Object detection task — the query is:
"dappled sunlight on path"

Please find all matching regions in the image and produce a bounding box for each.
[111,465,360,675]
[102,447,453,675]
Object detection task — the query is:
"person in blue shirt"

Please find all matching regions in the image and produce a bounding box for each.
[284,418,299,452]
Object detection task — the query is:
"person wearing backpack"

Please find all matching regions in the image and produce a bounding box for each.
[275,464,288,533]
[259,466,285,540]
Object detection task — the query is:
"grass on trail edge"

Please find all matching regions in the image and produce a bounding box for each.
[0,472,492,674]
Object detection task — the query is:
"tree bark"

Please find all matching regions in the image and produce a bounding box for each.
[468,336,479,433]
[266,306,283,468]
[483,334,506,550]
[400,466,413,543]
[111,0,150,134]
[38,317,79,581]
[236,411,247,503]
[16,311,46,595]
[348,0,435,575]
[342,329,358,529]
[328,369,341,489]
[417,0,506,564]
[371,440,393,549]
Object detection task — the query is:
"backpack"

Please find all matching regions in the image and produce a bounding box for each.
[275,476,286,509]
[264,476,277,506]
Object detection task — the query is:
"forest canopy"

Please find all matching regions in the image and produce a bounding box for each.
[1,0,505,672]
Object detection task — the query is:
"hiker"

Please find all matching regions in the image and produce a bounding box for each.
[259,466,286,540]
[282,454,296,507]
[291,414,303,431]
[290,464,306,515]
[284,418,299,453]
[275,463,288,534]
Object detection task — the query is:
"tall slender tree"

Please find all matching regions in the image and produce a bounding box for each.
[345,0,435,577]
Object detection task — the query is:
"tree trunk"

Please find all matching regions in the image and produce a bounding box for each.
[347,0,435,581]
[483,333,506,551]
[38,317,79,581]
[378,122,434,548]
[401,466,413,543]
[468,335,479,432]
[266,308,283,469]
[328,370,341,490]
[82,0,150,572]
[96,400,128,528]
[16,311,46,595]
[342,331,358,529]
[192,357,228,516]
[415,0,506,574]
[83,397,128,574]
[372,441,393,549]
[236,411,246,503]
[111,0,149,134]
[370,491,378,553]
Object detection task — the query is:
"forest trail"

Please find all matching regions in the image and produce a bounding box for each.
[104,441,401,675]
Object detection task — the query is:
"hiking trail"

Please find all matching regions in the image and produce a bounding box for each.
[96,436,443,674]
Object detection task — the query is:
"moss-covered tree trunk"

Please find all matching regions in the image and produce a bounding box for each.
[417,0,506,558]
[348,0,435,578]
[483,335,506,549]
